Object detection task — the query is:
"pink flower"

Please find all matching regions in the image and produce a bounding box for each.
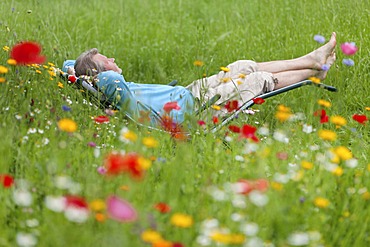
[106,195,137,222]
[340,42,358,56]
[163,102,181,113]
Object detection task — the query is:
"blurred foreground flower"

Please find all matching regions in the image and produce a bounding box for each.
[340,42,358,56]
[313,34,325,44]
[0,174,14,188]
[342,58,355,66]
[170,213,193,228]
[163,101,181,113]
[104,152,151,178]
[0,65,9,74]
[318,129,337,141]
[64,195,89,223]
[58,118,77,133]
[10,41,46,65]
[225,100,239,112]
[154,202,171,213]
[106,195,137,222]
[94,115,110,124]
[314,197,330,208]
[352,114,368,124]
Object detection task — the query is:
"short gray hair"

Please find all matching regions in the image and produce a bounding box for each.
[74,48,105,77]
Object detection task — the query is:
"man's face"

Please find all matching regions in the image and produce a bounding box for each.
[93,53,122,74]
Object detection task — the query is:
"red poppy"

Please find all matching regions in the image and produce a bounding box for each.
[197,120,206,126]
[240,124,259,142]
[225,100,239,112]
[104,152,143,178]
[314,109,329,123]
[65,195,89,209]
[252,97,265,104]
[154,202,171,213]
[212,116,219,124]
[0,174,14,188]
[228,125,241,133]
[94,115,110,124]
[10,41,46,65]
[352,114,368,124]
[163,101,181,113]
[161,116,186,140]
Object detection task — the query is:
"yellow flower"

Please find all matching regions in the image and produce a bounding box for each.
[193,60,204,67]
[211,105,221,111]
[365,107,370,111]
[271,181,283,191]
[220,66,230,72]
[277,104,291,113]
[95,213,106,222]
[236,80,243,85]
[35,70,42,74]
[318,129,337,141]
[211,232,245,244]
[275,111,292,122]
[0,65,9,74]
[317,99,332,108]
[48,70,56,77]
[141,229,163,244]
[333,146,352,161]
[7,59,17,65]
[170,213,193,228]
[122,130,138,142]
[57,118,77,133]
[301,161,314,170]
[238,73,246,79]
[48,62,56,67]
[314,197,330,208]
[153,240,173,247]
[221,77,231,83]
[2,46,10,52]
[362,192,370,200]
[138,157,152,170]
[90,199,106,211]
[308,76,321,83]
[57,82,64,88]
[367,164,370,172]
[332,167,344,176]
[142,137,159,148]
[0,77,6,83]
[330,115,347,127]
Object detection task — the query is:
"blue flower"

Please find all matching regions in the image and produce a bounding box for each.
[342,58,355,66]
[62,105,71,111]
[321,64,330,71]
[314,34,325,44]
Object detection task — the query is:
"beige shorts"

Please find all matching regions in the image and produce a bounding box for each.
[186,60,276,106]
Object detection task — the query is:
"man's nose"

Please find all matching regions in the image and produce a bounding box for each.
[109,58,115,62]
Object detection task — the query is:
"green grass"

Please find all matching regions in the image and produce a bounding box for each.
[1,0,369,246]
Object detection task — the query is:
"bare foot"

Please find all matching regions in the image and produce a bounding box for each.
[309,32,337,70]
[316,51,336,80]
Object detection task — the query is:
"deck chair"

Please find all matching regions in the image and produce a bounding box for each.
[59,60,337,135]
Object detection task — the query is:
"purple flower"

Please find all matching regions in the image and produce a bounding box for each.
[314,34,325,44]
[321,64,330,71]
[340,42,358,56]
[342,58,355,66]
[97,166,107,174]
[87,141,96,147]
[62,105,71,111]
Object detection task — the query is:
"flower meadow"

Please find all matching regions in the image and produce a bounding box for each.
[1,0,370,246]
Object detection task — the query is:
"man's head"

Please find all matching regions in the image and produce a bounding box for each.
[74,48,122,77]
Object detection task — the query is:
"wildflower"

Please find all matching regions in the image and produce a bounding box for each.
[308,76,320,83]
[252,97,265,104]
[314,109,329,123]
[13,189,33,207]
[45,195,66,212]
[240,124,259,142]
[193,60,204,67]
[153,240,173,247]
[334,146,352,161]
[317,99,331,108]
[271,181,283,191]
[211,232,246,245]
[7,58,17,65]
[119,127,138,143]
[321,64,330,71]
[302,124,313,133]
[163,101,181,113]
[275,105,292,122]
[0,65,9,74]
[0,77,6,83]
[221,77,230,83]
[62,105,71,111]
[342,58,355,66]
[287,232,310,246]
[313,34,325,44]
[57,118,77,133]
[16,232,37,247]
[106,195,137,222]
[212,116,219,124]
[64,195,89,223]
[332,167,344,176]
[161,116,187,140]
[318,129,337,141]
[95,213,106,222]
[330,115,347,127]
[362,192,370,200]
[104,152,146,178]
[0,174,14,188]
[352,114,368,124]
[197,120,206,126]
[90,199,106,211]
[97,166,107,175]
[2,45,10,52]
[239,73,246,79]
[220,66,230,72]
[340,42,358,56]
[225,100,238,112]
[313,197,330,208]
[10,41,46,65]
[141,229,163,244]
[94,115,110,124]
[57,82,64,88]
[365,107,370,111]
[301,161,314,170]
[249,191,269,207]
[228,125,241,133]
[170,213,193,228]
[211,105,221,111]
[154,202,171,213]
